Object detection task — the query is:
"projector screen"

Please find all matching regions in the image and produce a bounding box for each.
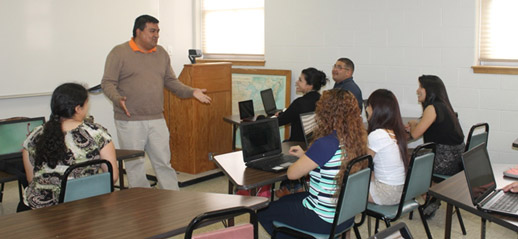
[0,0,159,98]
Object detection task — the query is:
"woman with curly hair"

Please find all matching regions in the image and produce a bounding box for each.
[19,83,118,211]
[365,89,408,205]
[258,89,367,237]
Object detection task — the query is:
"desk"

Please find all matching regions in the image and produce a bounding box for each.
[214,141,304,195]
[428,163,518,239]
[115,149,145,190]
[0,188,269,238]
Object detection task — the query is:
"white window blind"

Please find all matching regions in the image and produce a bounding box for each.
[201,0,264,58]
[479,0,518,65]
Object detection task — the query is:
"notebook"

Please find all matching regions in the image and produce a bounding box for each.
[260,88,282,116]
[239,118,298,172]
[462,143,518,217]
[0,117,45,160]
[238,100,255,121]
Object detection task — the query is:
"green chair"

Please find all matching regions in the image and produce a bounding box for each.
[366,143,435,239]
[272,154,373,239]
[185,206,258,239]
[58,159,114,203]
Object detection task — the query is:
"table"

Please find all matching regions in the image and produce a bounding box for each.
[0,188,269,238]
[214,141,305,195]
[115,149,146,190]
[428,163,518,239]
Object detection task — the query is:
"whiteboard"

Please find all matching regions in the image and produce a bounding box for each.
[0,0,159,98]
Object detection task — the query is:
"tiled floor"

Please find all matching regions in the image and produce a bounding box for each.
[1,175,517,238]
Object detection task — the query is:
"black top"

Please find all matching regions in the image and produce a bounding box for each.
[277,91,321,142]
[333,77,363,111]
[423,102,464,145]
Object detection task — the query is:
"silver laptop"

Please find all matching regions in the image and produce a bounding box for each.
[239,118,297,172]
[463,143,518,217]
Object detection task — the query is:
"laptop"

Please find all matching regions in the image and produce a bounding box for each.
[462,143,518,217]
[239,118,298,172]
[0,117,46,160]
[238,100,255,121]
[260,88,282,116]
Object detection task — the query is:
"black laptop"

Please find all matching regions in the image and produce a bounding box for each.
[462,143,518,217]
[260,88,282,116]
[0,117,45,160]
[239,118,297,172]
[238,100,255,121]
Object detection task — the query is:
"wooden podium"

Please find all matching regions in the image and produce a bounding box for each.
[164,63,232,174]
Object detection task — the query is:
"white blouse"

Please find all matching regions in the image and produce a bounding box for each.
[368,129,406,185]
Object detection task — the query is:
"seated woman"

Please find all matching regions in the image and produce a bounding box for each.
[19,83,118,211]
[407,75,465,217]
[276,67,327,142]
[258,89,367,237]
[365,89,408,205]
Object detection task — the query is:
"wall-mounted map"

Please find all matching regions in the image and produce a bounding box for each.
[231,68,292,145]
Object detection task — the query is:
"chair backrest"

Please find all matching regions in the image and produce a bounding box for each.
[330,154,373,236]
[185,206,258,239]
[299,111,316,145]
[397,143,435,216]
[465,123,489,152]
[59,159,114,203]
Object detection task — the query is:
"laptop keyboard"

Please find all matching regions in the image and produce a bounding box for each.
[248,154,298,170]
[486,192,518,213]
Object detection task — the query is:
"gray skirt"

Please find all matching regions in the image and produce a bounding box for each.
[433,143,465,176]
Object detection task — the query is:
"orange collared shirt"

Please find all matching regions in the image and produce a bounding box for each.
[129,38,157,53]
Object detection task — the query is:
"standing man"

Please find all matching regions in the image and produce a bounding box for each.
[101,15,211,190]
[332,57,363,111]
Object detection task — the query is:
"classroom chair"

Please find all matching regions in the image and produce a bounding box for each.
[184,206,258,239]
[366,143,435,239]
[272,154,373,239]
[59,159,114,203]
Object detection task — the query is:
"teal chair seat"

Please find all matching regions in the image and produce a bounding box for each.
[272,221,352,239]
[367,200,419,220]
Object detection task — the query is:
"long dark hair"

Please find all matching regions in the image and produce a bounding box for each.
[418,75,464,138]
[301,67,328,91]
[34,83,88,168]
[367,89,409,169]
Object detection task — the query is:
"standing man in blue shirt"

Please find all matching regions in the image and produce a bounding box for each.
[332,58,363,111]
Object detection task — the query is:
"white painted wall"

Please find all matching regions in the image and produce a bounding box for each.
[2,0,517,163]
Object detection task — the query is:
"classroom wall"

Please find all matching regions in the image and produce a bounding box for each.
[2,0,517,163]
[265,0,518,163]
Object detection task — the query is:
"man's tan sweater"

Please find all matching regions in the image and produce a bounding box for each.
[101,41,193,121]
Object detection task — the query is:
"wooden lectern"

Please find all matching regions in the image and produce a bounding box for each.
[164,63,232,174]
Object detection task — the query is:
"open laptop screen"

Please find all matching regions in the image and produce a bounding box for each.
[240,118,281,162]
[0,117,45,160]
[260,88,277,115]
[462,143,496,205]
[238,100,254,120]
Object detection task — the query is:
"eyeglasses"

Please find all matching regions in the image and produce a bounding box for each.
[332,64,349,70]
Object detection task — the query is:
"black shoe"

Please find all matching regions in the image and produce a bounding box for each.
[423,199,441,219]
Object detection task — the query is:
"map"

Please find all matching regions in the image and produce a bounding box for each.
[232,73,288,146]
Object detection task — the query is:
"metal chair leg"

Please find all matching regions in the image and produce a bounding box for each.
[418,207,433,239]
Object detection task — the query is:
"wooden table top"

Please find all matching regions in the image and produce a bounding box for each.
[115,149,145,161]
[214,141,304,191]
[429,163,518,232]
[0,188,269,238]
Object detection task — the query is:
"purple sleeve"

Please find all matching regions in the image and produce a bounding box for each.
[305,134,340,167]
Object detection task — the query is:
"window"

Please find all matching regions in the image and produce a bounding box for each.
[199,0,264,59]
[478,0,518,66]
